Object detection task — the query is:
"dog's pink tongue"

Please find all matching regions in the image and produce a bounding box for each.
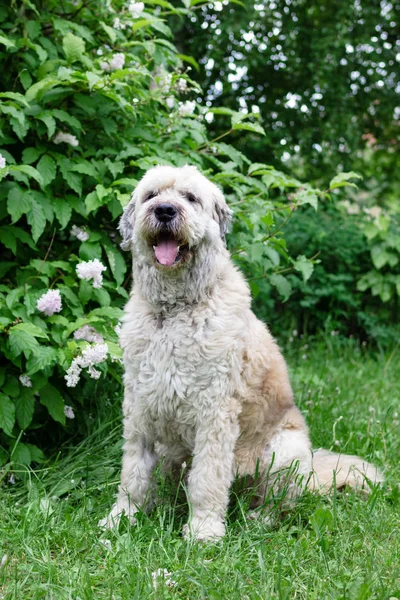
[154,239,179,266]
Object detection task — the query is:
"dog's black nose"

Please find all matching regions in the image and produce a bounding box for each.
[154,203,177,223]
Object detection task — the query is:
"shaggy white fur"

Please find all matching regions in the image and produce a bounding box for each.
[99,165,383,540]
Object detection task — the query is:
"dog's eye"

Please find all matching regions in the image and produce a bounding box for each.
[184,192,198,203]
[144,191,158,202]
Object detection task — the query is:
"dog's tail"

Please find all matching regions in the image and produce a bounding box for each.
[308,448,384,493]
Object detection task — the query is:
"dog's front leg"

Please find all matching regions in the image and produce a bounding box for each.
[99,433,157,529]
[183,406,239,541]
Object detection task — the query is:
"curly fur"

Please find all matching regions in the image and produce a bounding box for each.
[100,165,383,540]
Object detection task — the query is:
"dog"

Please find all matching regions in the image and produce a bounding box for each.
[100,165,383,540]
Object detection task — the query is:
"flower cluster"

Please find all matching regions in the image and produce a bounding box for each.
[19,374,32,388]
[113,17,126,30]
[64,405,75,419]
[65,343,109,387]
[71,225,89,242]
[37,289,62,316]
[178,101,196,117]
[74,325,104,343]
[128,1,144,18]
[175,78,188,93]
[76,259,107,288]
[101,53,125,72]
[0,153,6,168]
[53,131,79,147]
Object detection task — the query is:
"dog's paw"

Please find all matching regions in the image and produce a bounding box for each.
[182,516,225,542]
[98,502,137,529]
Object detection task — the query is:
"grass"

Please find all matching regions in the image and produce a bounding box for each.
[1,337,399,599]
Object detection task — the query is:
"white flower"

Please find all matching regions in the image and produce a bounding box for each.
[19,375,32,388]
[154,68,172,93]
[9,475,15,485]
[114,323,122,337]
[175,78,188,92]
[65,343,109,387]
[64,405,75,419]
[165,96,175,109]
[74,325,104,343]
[128,1,144,18]
[0,153,6,168]
[53,132,79,147]
[292,329,298,337]
[113,17,126,30]
[71,225,89,242]
[152,569,176,590]
[37,289,62,316]
[101,53,125,72]
[76,259,107,288]
[178,101,196,117]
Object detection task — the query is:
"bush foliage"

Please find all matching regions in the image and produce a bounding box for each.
[0,0,340,466]
[0,1,397,467]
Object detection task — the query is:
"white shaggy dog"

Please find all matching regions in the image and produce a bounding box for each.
[100,165,383,540]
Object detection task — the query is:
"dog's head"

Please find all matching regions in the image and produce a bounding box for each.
[119,165,232,270]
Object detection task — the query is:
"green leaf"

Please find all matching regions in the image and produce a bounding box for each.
[8,328,40,358]
[53,197,72,229]
[36,155,57,187]
[232,122,266,136]
[270,273,292,301]
[11,323,48,339]
[371,246,389,270]
[25,443,45,463]
[40,383,66,425]
[26,346,58,375]
[329,172,362,190]
[293,255,314,282]
[100,21,117,43]
[86,71,101,91]
[37,114,56,139]
[27,198,46,243]
[25,77,59,102]
[22,147,43,164]
[11,442,31,465]
[62,32,86,63]
[295,189,318,210]
[103,242,127,286]
[7,187,32,223]
[0,34,16,48]
[0,394,15,436]
[9,165,44,186]
[71,161,98,178]
[15,388,35,430]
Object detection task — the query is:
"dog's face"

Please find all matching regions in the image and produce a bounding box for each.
[119,165,231,270]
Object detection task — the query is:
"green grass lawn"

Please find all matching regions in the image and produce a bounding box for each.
[1,338,399,599]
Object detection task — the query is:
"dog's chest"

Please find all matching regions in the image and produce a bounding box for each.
[122,304,240,426]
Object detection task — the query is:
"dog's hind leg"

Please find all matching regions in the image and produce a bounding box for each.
[249,426,312,522]
[99,433,158,529]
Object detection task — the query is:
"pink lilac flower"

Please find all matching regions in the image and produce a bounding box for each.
[65,343,108,387]
[19,375,32,387]
[53,132,79,147]
[64,405,75,419]
[71,225,89,242]
[101,53,125,72]
[128,1,144,18]
[178,101,196,117]
[74,325,104,343]
[37,289,62,316]
[76,259,107,288]
[175,78,188,92]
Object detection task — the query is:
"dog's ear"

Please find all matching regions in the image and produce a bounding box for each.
[118,192,137,251]
[212,186,232,242]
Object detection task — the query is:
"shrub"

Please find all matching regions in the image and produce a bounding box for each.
[1,0,341,467]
